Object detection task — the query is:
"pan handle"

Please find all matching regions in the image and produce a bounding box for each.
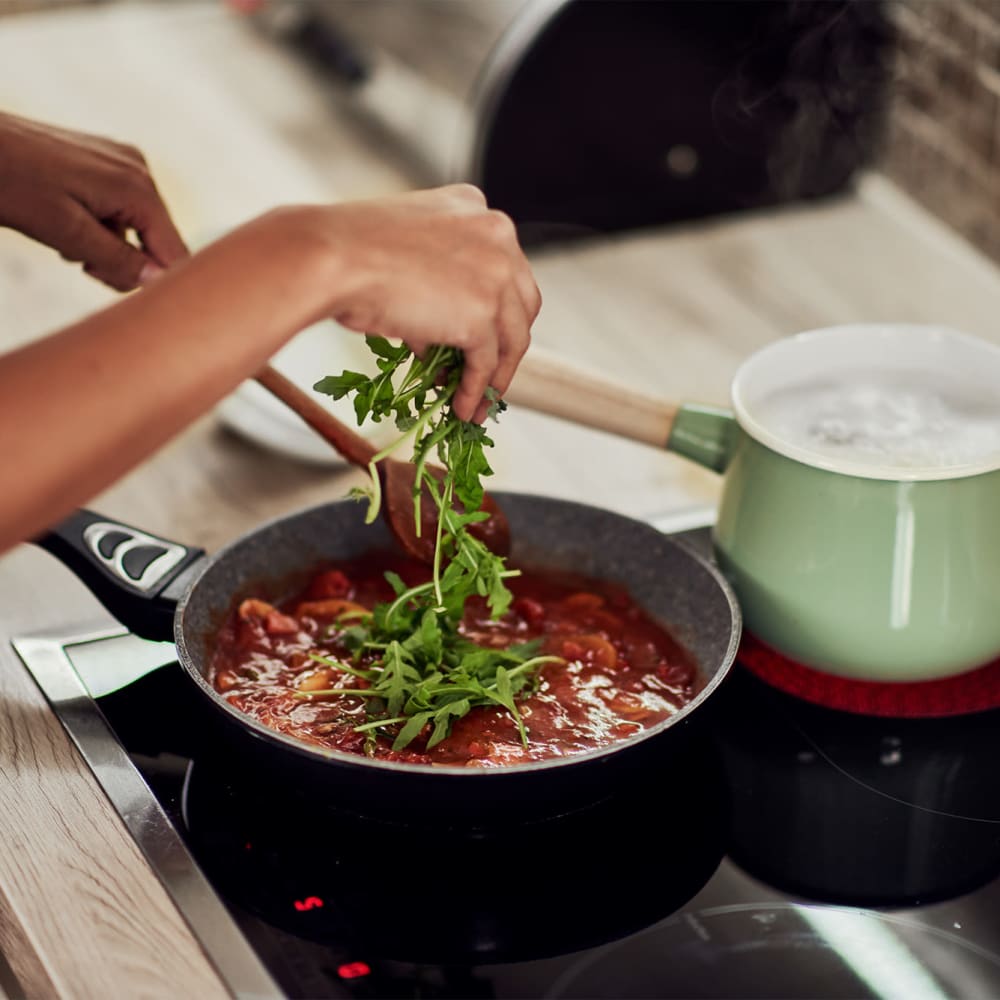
[505,346,681,448]
[35,510,206,642]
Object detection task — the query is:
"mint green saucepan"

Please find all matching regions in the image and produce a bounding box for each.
[507,325,1000,682]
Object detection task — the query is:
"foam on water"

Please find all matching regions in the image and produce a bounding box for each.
[749,371,1000,470]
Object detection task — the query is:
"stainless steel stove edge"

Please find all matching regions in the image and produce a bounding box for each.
[11,620,284,1000]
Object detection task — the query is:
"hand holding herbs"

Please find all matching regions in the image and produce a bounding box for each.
[307,337,560,753]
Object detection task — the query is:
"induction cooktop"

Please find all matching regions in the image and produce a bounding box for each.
[14,523,1000,999]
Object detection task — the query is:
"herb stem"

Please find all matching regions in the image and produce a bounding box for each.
[353,716,408,733]
[384,580,436,624]
[312,336,546,753]
[306,651,375,681]
[431,475,453,608]
[294,687,377,699]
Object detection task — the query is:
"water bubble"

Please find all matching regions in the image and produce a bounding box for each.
[750,372,1000,471]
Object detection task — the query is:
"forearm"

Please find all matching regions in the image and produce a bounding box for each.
[0,183,539,552]
[0,208,338,551]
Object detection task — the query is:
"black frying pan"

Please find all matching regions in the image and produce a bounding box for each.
[38,493,741,822]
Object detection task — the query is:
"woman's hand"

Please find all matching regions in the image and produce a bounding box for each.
[312,185,541,422]
[0,111,187,291]
[0,182,541,550]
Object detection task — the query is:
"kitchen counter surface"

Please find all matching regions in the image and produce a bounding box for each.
[2,3,1000,997]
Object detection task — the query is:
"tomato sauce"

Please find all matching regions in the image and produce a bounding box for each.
[208,553,700,767]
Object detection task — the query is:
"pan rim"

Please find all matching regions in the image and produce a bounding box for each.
[174,492,741,778]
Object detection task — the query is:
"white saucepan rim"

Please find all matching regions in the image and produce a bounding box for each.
[730,324,1000,483]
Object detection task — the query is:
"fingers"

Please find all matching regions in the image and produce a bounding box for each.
[497,258,541,396]
[451,334,498,423]
[58,200,160,292]
[513,261,543,331]
[74,143,188,275]
[324,186,538,422]
[438,182,488,213]
[467,215,537,422]
[494,289,533,392]
[455,269,534,423]
[0,113,187,288]
[128,182,189,267]
[88,156,189,270]
[434,202,538,422]
[69,165,186,289]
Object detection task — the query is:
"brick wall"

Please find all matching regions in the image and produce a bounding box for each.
[883,0,1000,262]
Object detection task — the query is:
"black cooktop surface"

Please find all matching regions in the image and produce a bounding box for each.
[79,635,1000,1000]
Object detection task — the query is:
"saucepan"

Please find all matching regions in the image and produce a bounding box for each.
[508,324,1000,681]
[37,493,741,822]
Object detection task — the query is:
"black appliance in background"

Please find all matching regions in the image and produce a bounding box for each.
[249,0,894,244]
[472,0,895,243]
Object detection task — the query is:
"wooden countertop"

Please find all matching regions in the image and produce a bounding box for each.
[1,4,1000,997]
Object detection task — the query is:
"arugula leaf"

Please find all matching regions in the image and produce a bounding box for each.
[380,641,419,716]
[309,337,563,752]
[312,371,370,400]
[392,710,435,751]
[365,335,411,364]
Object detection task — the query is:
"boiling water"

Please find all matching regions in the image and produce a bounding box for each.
[750,372,1000,470]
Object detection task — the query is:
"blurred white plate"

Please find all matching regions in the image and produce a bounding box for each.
[217,320,395,466]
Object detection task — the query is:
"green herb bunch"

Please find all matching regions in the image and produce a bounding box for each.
[309,337,559,753]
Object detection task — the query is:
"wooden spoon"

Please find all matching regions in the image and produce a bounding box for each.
[255,365,511,562]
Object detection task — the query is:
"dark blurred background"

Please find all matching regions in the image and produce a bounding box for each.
[3,0,998,262]
[248,0,896,245]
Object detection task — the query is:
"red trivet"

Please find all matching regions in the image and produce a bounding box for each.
[738,632,1000,718]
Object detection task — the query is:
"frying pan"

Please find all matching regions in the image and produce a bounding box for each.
[37,493,741,822]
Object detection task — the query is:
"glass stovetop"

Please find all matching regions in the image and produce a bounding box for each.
[14,527,1000,1000]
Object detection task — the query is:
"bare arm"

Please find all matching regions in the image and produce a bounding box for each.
[0,186,540,553]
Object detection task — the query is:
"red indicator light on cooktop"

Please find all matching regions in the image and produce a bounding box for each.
[293,896,324,911]
[337,962,371,980]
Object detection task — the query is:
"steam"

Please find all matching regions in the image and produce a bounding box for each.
[713,0,897,201]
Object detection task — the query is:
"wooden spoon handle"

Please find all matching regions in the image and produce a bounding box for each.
[505,346,680,448]
[255,364,377,467]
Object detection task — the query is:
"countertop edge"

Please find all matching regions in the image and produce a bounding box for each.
[0,546,232,1000]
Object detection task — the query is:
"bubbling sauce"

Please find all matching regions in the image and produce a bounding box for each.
[749,372,1000,471]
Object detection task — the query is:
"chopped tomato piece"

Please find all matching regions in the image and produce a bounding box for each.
[295,598,370,621]
[657,662,695,685]
[560,592,605,612]
[287,651,314,671]
[303,569,353,600]
[238,598,277,620]
[558,639,585,661]
[215,669,241,692]
[512,597,545,625]
[264,610,299,635]
[606,691,653,720]
[551,633,618,669]
[295,667,339,692]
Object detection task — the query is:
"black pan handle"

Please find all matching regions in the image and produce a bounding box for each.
[35,509,206,642]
